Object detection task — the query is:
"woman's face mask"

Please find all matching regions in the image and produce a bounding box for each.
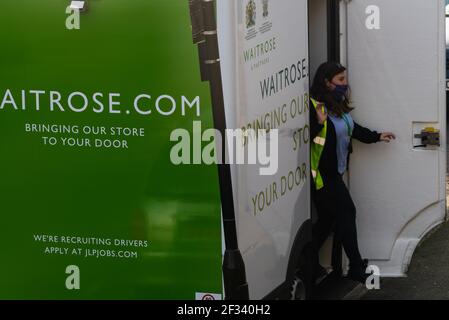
[332,84,349,101]
[329,71,348,101]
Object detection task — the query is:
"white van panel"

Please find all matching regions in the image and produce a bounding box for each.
[230,0,310,299]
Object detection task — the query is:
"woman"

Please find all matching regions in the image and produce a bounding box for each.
[310,62,395,283]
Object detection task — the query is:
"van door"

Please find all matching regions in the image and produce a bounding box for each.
[230,0,311,299]
[344,0,446,276]
[0,0,224,299]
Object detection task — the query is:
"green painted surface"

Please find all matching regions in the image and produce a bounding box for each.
[0,0,223,299]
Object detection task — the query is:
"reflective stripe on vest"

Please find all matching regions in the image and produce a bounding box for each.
[310,98,327,190]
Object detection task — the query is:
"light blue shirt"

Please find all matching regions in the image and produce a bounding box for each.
[328,112,354,174]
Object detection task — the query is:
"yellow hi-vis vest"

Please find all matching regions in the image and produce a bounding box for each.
[311,98,327,190]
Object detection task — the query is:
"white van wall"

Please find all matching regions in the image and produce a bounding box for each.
[219,0,311,299]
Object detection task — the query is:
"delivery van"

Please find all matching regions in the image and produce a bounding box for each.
[0,0,445,300]
[0,0,311,300]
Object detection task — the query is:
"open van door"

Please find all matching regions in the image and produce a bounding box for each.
[344,0,446,276]
[0,0,226,299]
[227,0,311,299]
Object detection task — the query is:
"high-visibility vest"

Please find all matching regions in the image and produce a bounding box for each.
[310,98,327,190]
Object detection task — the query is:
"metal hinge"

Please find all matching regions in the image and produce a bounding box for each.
[188,0,219,81]
[188,0,205,44]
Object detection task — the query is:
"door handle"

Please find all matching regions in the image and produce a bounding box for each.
[413,127,440,148]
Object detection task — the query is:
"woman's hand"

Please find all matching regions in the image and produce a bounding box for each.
[316,102,327,125]
[380,132,396,143]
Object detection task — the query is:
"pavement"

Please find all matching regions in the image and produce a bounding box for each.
[313,272,360,300]
[351,220,449,300]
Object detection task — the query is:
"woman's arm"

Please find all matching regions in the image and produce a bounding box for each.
[310,104,324,139]
[352,122,381,144]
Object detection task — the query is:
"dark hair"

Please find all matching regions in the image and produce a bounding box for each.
[310,61,353,116]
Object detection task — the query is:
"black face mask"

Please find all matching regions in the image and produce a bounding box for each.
[332,84,349,101]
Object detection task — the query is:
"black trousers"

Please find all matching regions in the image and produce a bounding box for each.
[311,175,363,269]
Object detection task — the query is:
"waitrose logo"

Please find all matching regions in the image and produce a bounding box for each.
[0,88,200,117]
[243,37,276,63]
